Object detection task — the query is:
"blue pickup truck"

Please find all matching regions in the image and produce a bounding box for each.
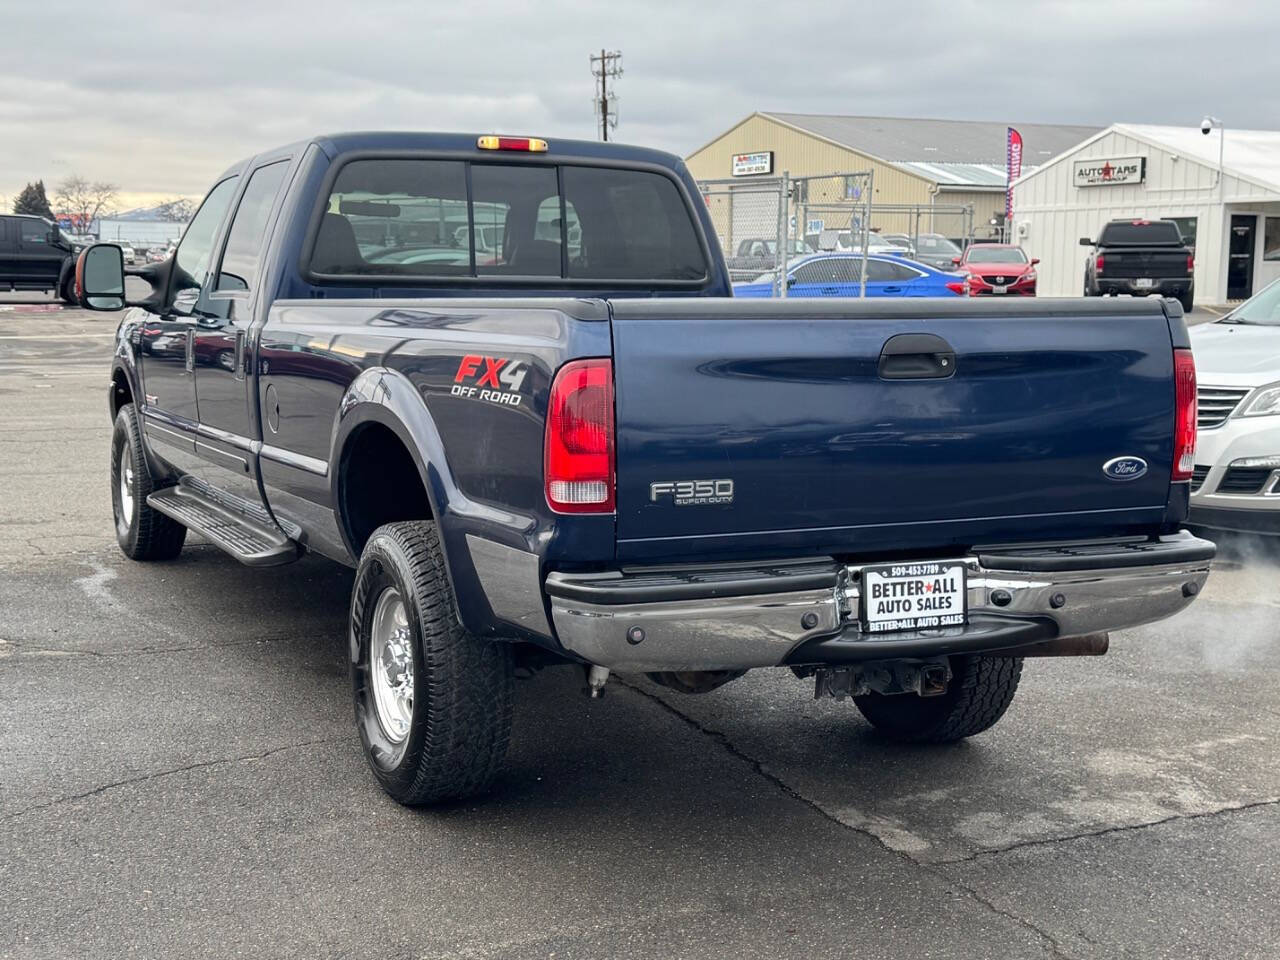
[75,131,1213,805]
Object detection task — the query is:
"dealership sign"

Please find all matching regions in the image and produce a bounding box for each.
[732,151,773,176]
[1074,156,1146,187]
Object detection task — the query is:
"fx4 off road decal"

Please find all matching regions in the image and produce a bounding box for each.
[452,355,528,407]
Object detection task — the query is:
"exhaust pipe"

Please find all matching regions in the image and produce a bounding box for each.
[996,632,1110,658]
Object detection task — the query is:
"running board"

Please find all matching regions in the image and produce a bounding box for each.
[147,486,300,566]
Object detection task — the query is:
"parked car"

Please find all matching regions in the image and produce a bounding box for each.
[911,233,965,271]
[1082,219,1194,312]
[1188,278,1280,535]
[954,243,1038,296]
[116,243,137,265]
[77,130,1210,807]
[725,237,814,282]
[733,252,968,298]
[147,244,175,263]
[0,214,78,301]
[879,233,916,256]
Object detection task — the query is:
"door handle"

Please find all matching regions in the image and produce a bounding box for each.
[821,286,839,295]
[878,333,956,380]
[234,330,246,382]
[184,330,194,373]
[883,286,902,293]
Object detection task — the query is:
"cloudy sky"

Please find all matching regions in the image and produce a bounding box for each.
[3,0,1276,209]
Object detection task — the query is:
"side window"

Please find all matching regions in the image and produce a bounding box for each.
[791,260,828,285]
[172,177,239,314]
[866,259,901,282]
[20,219,49,245]
[829,258,863,283]
[216,161,289,292]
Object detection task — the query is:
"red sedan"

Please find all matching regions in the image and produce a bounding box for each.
[953,244,1038,296]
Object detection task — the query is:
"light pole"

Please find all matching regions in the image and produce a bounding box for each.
[1202,115,1224,202]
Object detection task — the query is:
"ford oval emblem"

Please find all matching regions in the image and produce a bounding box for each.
[1103,456,1148,481]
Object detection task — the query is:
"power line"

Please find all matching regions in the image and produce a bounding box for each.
[589,49,622,141]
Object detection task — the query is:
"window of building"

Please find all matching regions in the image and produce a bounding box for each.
[1168,216,1199,250]
[1264,217,1280,261]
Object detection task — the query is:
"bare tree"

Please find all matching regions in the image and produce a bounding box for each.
[53,175,118,233]
[154,197,195,222]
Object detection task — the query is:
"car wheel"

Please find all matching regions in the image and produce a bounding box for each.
[111,404,187,561]
[1179,290,1194,313]
[853,655,1022,743]
[350,520,513,805]
[59,273,77,305]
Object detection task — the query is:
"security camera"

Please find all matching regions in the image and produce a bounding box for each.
[1201,117,1213,135]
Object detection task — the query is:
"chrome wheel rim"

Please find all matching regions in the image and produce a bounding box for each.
[118,456,135,526]
[369,587,413,744]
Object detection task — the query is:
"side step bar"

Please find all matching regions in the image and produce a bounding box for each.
[147,486,300,567]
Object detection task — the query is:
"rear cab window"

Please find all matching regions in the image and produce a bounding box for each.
[1099,221,1183,245]
[308,156,707,285]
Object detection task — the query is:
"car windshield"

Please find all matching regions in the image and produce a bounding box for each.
[1221,279,1280,325]
[967,247,1028,264]
[916,235,961,255]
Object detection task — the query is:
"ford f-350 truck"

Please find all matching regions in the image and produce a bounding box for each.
[75,131,1213,805]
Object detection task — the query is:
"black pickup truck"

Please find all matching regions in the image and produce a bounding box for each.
[1082,218,1195,311]
[73,131,1213,806]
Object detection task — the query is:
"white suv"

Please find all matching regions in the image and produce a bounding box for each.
[1188,278,1280,535]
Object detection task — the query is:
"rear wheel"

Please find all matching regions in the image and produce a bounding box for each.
[351,520,513,805]
[1179,289,1194,314]
[111,404,187,560]
[854,655,1022,743]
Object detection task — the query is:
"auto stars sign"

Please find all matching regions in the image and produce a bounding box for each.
[1073,156,1146,187]
[731,151,774,176]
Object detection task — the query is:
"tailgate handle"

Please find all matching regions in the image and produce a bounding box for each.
[878,333,956,380]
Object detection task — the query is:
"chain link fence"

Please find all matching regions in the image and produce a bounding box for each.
[697,174,977,296]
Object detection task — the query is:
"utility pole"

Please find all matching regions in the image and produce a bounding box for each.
[590,49,622,141]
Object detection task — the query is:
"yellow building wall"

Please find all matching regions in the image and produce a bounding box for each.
[685,114,935,207]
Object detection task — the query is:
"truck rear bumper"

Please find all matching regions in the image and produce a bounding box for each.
[544,533,1215,671]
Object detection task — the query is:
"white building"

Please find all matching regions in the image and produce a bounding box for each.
[1012,123,1280,305]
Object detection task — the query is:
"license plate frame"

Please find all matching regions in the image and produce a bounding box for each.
[991,284,1007,294]
[1134,277,1155,290]
[860,562,968,635]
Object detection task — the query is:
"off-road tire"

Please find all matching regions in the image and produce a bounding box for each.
[111,404,186,561]
[1179,290,1194,314]
[60,272,77,305]
[351,521,513,805]
[854,655,1022,743]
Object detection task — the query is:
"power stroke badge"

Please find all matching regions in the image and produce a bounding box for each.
[649,479,735,506]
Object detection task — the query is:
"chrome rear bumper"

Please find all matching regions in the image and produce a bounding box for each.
[544,533,1215,672]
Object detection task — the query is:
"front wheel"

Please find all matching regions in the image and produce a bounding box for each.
[59,272,77,305]
[111,404,187,560]
[854,655,1022,743]
[350,521,513,805]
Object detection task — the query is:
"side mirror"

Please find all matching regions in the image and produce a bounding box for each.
[786,275,797,288]
[76,244,126,311]
[1031,257,1040,266]
[951,256,961,265]
[1079,237,1094,247]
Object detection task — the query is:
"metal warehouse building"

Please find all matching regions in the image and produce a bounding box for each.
[1012,123,1280,304]
[685,112,1100,240]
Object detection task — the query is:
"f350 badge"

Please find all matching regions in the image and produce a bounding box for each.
[650,479,735,506]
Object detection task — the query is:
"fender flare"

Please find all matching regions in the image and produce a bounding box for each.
[329,367,528,633]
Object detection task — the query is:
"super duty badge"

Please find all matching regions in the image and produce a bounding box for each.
[650,479,734,506]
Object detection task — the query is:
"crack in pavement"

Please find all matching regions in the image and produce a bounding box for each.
[935,796,1280,865]
[0,632,336,660]
[0,737,346,825]
[617,678,1077,960]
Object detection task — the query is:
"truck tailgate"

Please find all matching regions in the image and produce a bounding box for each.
[610,298,1176,564]
[1104,249,1188,278]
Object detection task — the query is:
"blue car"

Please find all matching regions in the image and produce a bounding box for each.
[733,252,968,298]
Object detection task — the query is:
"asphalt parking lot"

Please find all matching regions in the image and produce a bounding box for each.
[2,296,1278,960]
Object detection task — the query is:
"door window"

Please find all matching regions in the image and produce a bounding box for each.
[215,161,289,293]
[172,177,239,315]
[19,219,49,245]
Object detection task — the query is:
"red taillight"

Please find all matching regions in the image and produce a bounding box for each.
[945,280,967,296]
[1095,254,1105,274]
[545,358,615,513]
[1187,253,1195,272]
[1173,348,1197,482]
